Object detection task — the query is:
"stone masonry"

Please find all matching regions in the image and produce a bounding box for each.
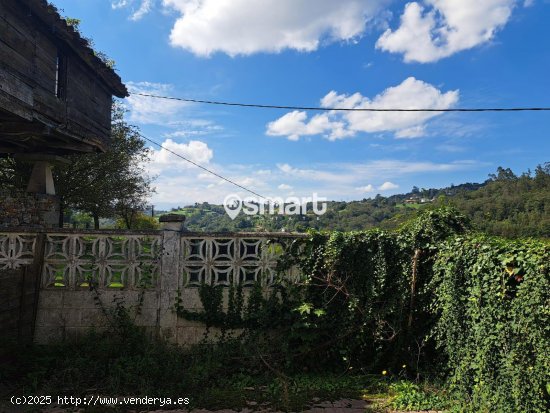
[0,190,59,229]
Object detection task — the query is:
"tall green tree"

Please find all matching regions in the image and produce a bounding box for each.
[54,103,154,228]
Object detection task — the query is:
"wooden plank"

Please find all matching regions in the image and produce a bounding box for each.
[91,94,112,128]
[0,41,33,79]
[33,36,57,91]
[0,89,33,120]
[66,106,109,137]
[63,119,107,151]
[0,44,56,95]
[0,1,36,39]
[0,66,33,106]
[0,15,35,61]
[33,57,56,93]
[65,61,112,129]
[0,6,59,92]
[2,0,126,97]
[34,28,57,59]
[0,137,31,151]
[0,121,45,133]
[32,85,65,123]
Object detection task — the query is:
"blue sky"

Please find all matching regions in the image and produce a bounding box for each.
[54,0,550,208]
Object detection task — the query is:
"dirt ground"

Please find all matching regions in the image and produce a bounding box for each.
[2,398,445,413]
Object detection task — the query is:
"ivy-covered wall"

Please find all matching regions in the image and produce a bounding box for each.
[432,235,549,412]
[176,208,549,412]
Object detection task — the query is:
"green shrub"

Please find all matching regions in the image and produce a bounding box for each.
[390,381,449,411]
[115,212,159,230]
[178,207,470,376]
[432,235,550,412]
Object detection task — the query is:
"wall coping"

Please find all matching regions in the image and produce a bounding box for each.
[0,228,308,238]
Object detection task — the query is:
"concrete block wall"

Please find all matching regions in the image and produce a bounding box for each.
[33,288,214,346]
[13,218,301,346]
[0,268,39,342]
[0,233,44,343]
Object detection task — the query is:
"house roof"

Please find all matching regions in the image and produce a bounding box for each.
[27,0,128,98]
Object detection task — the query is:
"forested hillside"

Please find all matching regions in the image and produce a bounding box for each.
[449,164,550,237]
[164,164,549,237]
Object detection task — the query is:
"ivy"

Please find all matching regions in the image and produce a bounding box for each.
[431,235,550,412]
[174,207,549,412]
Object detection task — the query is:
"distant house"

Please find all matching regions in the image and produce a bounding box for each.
[0,0,128,156]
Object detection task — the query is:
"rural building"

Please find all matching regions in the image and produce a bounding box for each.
[0,0,127,227]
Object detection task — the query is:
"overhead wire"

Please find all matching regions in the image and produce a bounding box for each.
[140,135,269,201]
[131,92,550,112]
[132,92,550,200]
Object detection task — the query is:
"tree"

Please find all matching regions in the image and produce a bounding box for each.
[54,103,154,228]
[488,166,517,181]
[116,213,159,230]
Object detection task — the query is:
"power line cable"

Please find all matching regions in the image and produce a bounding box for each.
[135,92,550,200]
[132,92,550,112]
[140,135,268,201]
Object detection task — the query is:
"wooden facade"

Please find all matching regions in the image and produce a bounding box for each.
[0,0,128,155]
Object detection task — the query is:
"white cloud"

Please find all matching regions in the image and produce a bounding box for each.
[350,159,480,176]
[130,0,154,21]
[111,0,130,9]
[376,0,518,63]
[266,111,352,141]
[111,0,154,20]
[394,125,426,139]
[277,163,296,174]
[267,77,458,140]
[116,0,527,60]
[357,181,399,192]
[278,184,293,190]
[163,120,223,139]
[125,81,189,125]
[378,181,399,190]
[161,0,389,56]
[148,158,484,207]
[147,138,213,175]
[357,184,375,192]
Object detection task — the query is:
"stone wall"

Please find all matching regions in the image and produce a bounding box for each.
[0,191,59,229]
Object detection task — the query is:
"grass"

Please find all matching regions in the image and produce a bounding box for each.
[1,324,451,412]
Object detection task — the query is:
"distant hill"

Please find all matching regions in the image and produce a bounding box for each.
[447,165,550,237]
[156,164,549,238]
